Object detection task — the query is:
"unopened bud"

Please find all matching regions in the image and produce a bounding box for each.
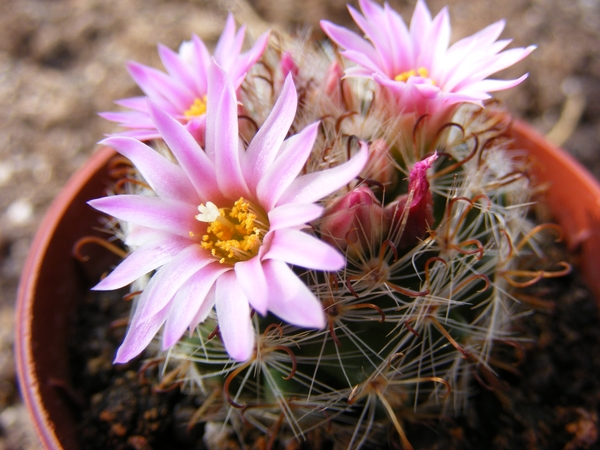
[320,186,386,255]
[386,153,437,248]
[280,51,299,78]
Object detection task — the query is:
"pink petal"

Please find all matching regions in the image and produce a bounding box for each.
[268,203,324,231]
[263,260,326,329]
[126,61,194,113]
[463,75,529,93]
[214,14,243,69]
[93,235,191,291]
[278,142,368,205]
[215,271,255,361]
[115,96,149,112]
[320,21,380,74]
[158,43,200,96]
[245,74,297,191]
[162,263,230,348]
[230,31,271,87]
[189,34,211,94]
[88,195,199,239]
[135,244,214,323]
[234,256,269,315]
[148,102,222,202]
[114,301,171,363]
[189,283,216,331]
[209,63,250,198]
[264,228,345,271]
[257,121,319,209]
[100,136,197,204]
[99,111,154,127]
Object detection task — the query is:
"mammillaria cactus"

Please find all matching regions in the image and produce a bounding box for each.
[89,1,567,448]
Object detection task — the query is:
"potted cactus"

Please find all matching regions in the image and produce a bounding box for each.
[16,1,600,449]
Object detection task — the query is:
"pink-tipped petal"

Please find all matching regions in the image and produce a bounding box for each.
[268,203,324,231]
[215,271,255,361]
[278,142,368,206]
[158,43,198,95]
[93,235,191,291]
[148,102,222,201]
[135,244,214,323]
[114,301,171,363]
[210,63,250,198]
[89,195,199,239]
[235,256,269,315]
[264,228,345,271]
[257,122,320,209]
[100,136,197,204]
[245,74,297,190]
[263,260,326,329]
[162,263,229,348]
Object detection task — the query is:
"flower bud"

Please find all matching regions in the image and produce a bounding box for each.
[320,186,386,256]
[280,51,299,79]
[386,153,437,248]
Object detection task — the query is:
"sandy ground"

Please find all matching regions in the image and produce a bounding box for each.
[2,0,600,448]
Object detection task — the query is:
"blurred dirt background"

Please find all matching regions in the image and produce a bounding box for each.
[2,0,600,448]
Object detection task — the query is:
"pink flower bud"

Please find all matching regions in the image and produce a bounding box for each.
[280,51,299,78]
[386,153,438,248]
[324,60,344,97]
[320,186,386,255]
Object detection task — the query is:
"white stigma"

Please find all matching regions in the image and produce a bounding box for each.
[195,202,220,222]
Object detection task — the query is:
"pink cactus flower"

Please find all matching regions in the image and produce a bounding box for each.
[89,64,368,363]
[100,14,269,142]
[321,0,535,115]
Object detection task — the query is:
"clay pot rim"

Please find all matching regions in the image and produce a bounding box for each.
[15,146,117,450]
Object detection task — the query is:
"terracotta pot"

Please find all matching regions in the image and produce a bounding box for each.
[15,147,118,450]
[509,121,600,302]
[14,123,600,448]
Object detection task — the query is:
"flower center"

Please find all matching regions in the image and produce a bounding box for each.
[196,197,269,264]
[394,67,433,84]
[184,96,207,118]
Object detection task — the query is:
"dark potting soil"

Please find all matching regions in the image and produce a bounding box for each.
[69,271,600,450]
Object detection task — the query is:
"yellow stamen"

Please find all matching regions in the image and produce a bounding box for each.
[184,96,207,118]
[196,197,269,264]
[394,67,433,84]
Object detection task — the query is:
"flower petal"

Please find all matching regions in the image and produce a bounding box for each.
[268,203,324,231]
[135,244,214,323]
[278,141,368,205]
[162,263,230,348]
[114,301,171,363]
[263,260,326,329]
[100,136,197,204]
[93,235,191,291]
[209,62,250,198]
[264,228,345,271]
[245,74,297,191]
[215,271,255,361]
[235,256,269,315]
[148,101,222,202]
[257,121,320,209]
[89,195,199,239]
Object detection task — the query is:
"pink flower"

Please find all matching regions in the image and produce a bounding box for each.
[100,14,269,142]
[321,0,535,115]
[89,63,368,363]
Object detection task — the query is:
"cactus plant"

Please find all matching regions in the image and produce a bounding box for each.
[87,1,568,448]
